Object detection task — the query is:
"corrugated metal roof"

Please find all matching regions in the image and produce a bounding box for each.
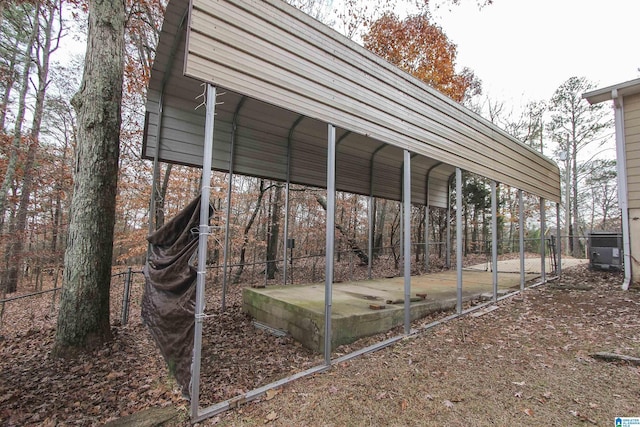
[142,0,560,206]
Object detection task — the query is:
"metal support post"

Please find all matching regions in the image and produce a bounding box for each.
[221,107,240,310]
[324,124,336,365]
[367,195,374,279]
[283,181,290,285]
[518,190,525,291]
[403,150,411,335]
[121,266,132,325]
[540,197,546,283]
[491,181,498,301]
[147,92,164,265]
[399,195,404,262]
[446,174,453,269]
[424,162,441,272]
[283,117,302,285]
[556,202,562,276]
[191,84,217,419]
[455,168,463,314]
[424,203,430,271]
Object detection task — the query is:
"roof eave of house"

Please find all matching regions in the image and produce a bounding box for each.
[583,77,640,104]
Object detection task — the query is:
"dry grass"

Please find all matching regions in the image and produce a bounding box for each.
[1,265,638,426]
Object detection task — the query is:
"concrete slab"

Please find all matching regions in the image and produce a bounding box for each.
[465,257,588,273]
[243,266,529,353]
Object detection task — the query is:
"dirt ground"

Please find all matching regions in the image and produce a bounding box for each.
[1,265,639,426]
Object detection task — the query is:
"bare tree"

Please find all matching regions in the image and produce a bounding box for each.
[549,76,612,258]
[4,0,63,293]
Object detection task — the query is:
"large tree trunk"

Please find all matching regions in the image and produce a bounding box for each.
[53,0,125,357]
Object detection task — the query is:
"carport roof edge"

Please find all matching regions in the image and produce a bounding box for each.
[142,0,561,204]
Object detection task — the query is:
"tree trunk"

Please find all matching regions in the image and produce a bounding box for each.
[4,2,59,293]
[374,198,386,257]
[315,194,369,265]
[571,139,581,258]
[53,0,125,357]
[0,4,38,237]
[233,180,266,284]
[0,36,20,131]
[52,137,70,256]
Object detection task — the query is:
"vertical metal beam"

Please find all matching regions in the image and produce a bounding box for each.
[518,189,525,291]
[324,124,336,365]
[455,168,463,314]
[221,98,245,310]
[540,197,546,283]
[399,197,404,262]
[556,202,562,276]
[283,116,304,285]
[424,203,430,271]
[446,174,453,269]
[191,84,217,420]
[367,144,386,280]
[148,93,163,239]
[367,194,374,279]
[221,154,234,311]
[424,162,441,272]
[283,182,290,284]
[491,181,498,302]
[403,150,411,335]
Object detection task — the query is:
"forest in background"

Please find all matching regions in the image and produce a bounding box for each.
[0,0,618,300]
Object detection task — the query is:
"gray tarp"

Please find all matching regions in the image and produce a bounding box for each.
[141,196,211,397]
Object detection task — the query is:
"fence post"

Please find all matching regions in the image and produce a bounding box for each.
[121,267,132,325]
[50,267,60,315]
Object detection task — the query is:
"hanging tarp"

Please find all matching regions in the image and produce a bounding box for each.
[141,195,211,397]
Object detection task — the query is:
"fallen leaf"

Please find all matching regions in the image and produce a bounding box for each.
[400,400,408,411]
[443,400,454,408]
[376,391,387,400]
[264,411,278,423]
[265,389,281,401]
[523,408,533,416]
[542,391,552,399]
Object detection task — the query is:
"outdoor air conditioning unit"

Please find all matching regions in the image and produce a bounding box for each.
[588,231,623,271]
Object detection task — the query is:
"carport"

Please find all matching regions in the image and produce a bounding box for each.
[142,0,561,422]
